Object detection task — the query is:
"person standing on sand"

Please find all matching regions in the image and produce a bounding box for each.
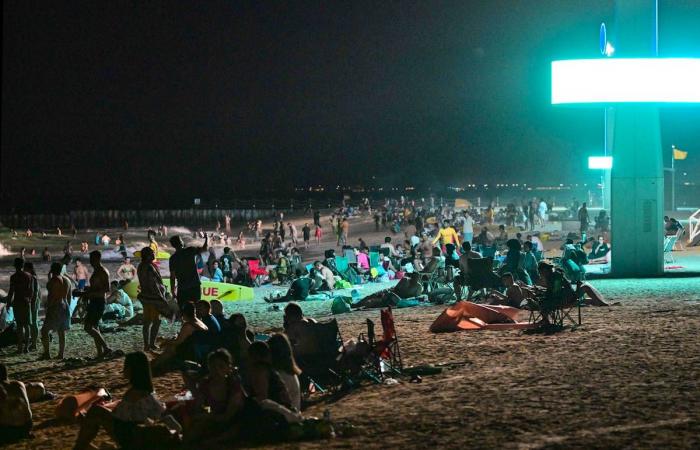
[78,251,114,358]
[73,258,89,290]
[314,224,322,245]
[6,258,34,354]
[313,210,321,227]
[302,223,311,249]
[23,262,40,352]
[137,247,166,352]
[169,234,208,311]
[288,222,298,246]
[40,263,71,360]
[117,257,137,282]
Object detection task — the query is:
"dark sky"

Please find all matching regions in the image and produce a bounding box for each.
[2,0,699,210]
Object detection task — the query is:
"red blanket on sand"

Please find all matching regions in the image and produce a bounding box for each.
[430,301,537,332]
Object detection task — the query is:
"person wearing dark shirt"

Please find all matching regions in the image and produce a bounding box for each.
[195,300,222,350]
[301,224,311,248]
[589,236,610,260]
[169,234,208,311]
[219,247,235,283]
[267,268,312,303]
[6,258,34,354]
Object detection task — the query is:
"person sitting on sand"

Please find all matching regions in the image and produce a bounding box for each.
[487,273,530,308]
[268,333,302,412]
[392,272,424,299]
[105,281,134,321]
[73,352,167,450]
[268,267,312,303]
[245,342,293,409]
[195,300,222,349]
[210,261,224,282]
[0,364,33,445]
[313,260,335,291]
[40,263,72,360]
[588,236,611,264]
[224,313,253,373]
[210,300,227,332]
[185,349,245,445]
[537,261,608,307]
[151,302,208,372]
[283,302,318,358]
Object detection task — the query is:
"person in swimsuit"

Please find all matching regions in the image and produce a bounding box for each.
[6,258,34,354]
[40,263,72,360]
[78,251,114,358]
[117,257,137,282]
[73,258,89,290]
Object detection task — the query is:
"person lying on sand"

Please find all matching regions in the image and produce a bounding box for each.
[0,364,33,445]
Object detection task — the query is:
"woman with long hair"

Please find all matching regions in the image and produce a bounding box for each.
[73,352,166,450]
[268,333,302,412]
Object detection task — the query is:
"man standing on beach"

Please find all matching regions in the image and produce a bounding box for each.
[302,223,311,248]
[73,258,89,291]
[313,210,321,227]
[79,251,113,358]
[6,258,34,354]
[169,234,208,311]
[338,218,349,247]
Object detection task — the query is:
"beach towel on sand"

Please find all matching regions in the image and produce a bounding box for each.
[429,301,536,332]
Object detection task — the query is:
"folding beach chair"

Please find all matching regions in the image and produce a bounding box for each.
[526,271,581,329]
[418,258,440,293]
[344,249,357,264]
[297,319,352,395]
[247,259,268,286]
[461,257,501,302]
[362,307,403,382]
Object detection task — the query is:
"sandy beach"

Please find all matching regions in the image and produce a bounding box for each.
[1,215,699,449]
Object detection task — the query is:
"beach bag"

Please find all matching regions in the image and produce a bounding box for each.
[0,303,14,332]
[331,297,351,315]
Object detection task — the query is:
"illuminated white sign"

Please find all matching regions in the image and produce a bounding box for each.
[552,58,700,104]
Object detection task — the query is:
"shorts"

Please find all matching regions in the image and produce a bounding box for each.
[77,279,87,290]
[85,299,106,325]
[143,303,161,322]
[43,304,70,332]
[177,285,201,308]
[12,300,31,326]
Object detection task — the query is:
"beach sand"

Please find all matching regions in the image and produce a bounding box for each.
[1,215,699,449]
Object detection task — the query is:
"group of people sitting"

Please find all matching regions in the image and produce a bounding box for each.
[70,300,315,449]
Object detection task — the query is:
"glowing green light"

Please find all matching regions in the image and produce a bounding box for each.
[552,58,700,104]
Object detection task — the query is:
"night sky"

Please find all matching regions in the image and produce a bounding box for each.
[2,0,699,210]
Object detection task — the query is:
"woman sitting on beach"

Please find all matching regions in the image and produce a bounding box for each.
[0,364,33,445]
[268,334,302,412]
[73,352,167,450]
[151,302,208,372]
[185,349,245,444]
